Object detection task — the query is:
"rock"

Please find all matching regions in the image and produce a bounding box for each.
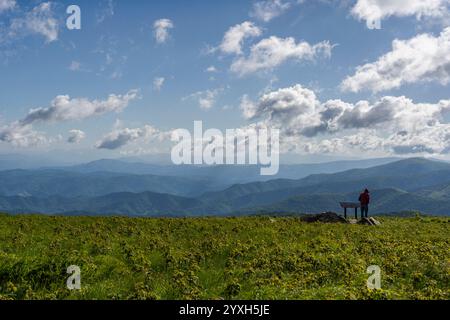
[300,212,349,224]
[369,217,382,225]
[358,217,382,226]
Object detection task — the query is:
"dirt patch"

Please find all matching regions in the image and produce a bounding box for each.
[300,212,348,224]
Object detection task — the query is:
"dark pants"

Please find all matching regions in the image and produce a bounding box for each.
[361,205,369,218]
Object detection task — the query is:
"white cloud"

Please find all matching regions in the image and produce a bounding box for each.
[206,65,218,73]
[336,96,450,132]
[110,70,122,80]
[241,84,450,155]
[153,18,174,44]
[219,21,262,55]
[119,147,167,156]
[95,125,163,150]
[241,84,322,135]
[341,27,450,93]
[21,90,139,125]
[184,88,224,110]
[153,77,165,91]
[69,61,81,71]
[0,90,139,148]
[250,0,291,22]
[97,0,115,24]
[67,129,86,144]
[351,0,450,29]
[197,90,220,110]
[0,122,48,148]
[240,94,258,119]
[230,36,333,76]
[9,2,59,43]
[0,0,15,13]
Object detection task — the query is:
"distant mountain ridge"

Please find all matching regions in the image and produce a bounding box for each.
[2,186,450,216]
[1,157,450,216]
[0,191,202,216]
[131,157,450,216]
[0,169,216,197]
[0,157,403,198]
[59,157,401,184]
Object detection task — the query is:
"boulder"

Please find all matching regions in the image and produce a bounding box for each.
[300,212,349,224]
[358,217,382,226]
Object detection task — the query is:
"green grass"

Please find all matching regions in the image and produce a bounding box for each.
[0,213,448,300]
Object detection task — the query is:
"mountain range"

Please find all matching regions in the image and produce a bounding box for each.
[1,157,450,216]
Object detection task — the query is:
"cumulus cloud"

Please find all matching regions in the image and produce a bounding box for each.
[219,21,262,55]
[183,88,224,110]
[95,125,163,150]
[243,85,318,122]
[351,0,450,29]
[241,84,450,155]
[9,2,59,42]
[0,90,138,148]
[250,0,291,22]
[153,18,174,44]
[341,27,450,93]
[21,89,139,125]
[0,122,48,147]
[0,0,15,13]
[153,77,165,91]
[240,95,258,119]
[230,36,333,76]
[337,97,450,132]
[67,129,86,144]
[241,84,323,136]
[206,65,218,73]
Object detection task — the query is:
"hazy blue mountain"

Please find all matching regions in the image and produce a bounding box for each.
[84,192,202,216]
[0,191,202,216]
[2,187,450,216]
[244,188,450,216]
[413,182,450,200]
[59,157,401,185]
[296,157,450,191]
[0,169,218,198]
[1,157,450,216]
[200,158,450,202]
[67,159,168,175]
[194,158,450,214]
[0,154,72,170]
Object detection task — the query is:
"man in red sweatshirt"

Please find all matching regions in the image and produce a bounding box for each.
[359,189,370,218]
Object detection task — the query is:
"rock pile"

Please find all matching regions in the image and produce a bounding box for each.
[358,217,382,226]
[300,212,382,226]
[300,212,348,224]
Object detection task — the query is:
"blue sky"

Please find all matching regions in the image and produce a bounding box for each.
[1,0,450,163]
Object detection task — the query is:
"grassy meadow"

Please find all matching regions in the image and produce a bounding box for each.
[0,213,448,300]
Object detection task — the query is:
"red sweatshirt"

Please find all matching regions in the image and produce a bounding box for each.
[359,192,370,206]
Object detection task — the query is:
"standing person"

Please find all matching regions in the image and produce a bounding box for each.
[359,189,370,218]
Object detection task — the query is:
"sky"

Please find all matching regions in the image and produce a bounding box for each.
[0,0,450,164]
